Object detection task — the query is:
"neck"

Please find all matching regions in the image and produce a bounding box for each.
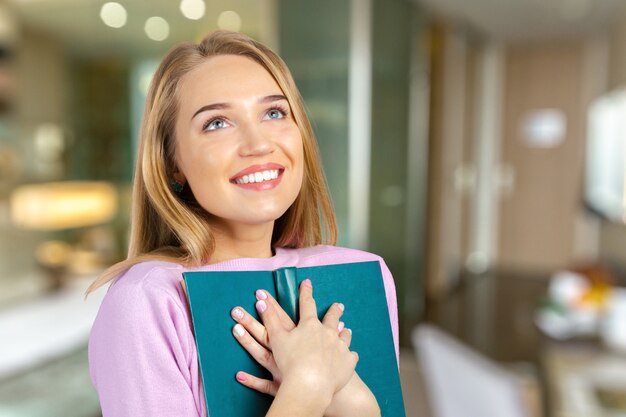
[208,220,275,264]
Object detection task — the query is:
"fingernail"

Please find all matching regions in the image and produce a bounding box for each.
[236,371,247,382]
[346,328,352,334]
[256,300,267,314]
[338,321,345,332]
[337,303,344,311]
[231,307,244,320]
[302,279,312,288]
[255,289,268,300]
[233,324,245,337]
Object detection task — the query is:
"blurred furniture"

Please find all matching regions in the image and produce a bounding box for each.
[0,276,105,416]
[0,347,100,417]
[0,276,104,378]
[425,269,626,417]
[543,341,626,417]
[425,270,549,364]
[413,324,539,417]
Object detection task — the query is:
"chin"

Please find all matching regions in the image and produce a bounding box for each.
[245,210,288,225]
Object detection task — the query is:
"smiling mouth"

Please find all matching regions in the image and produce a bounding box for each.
[231,169,283,185]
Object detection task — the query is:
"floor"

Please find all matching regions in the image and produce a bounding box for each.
[400,348,431,417]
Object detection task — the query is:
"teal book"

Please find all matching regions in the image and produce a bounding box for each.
[183,261,405,417]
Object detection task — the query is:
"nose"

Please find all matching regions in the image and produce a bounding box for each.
[238,123,275,157]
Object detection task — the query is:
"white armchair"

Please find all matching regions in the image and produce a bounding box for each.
[412,324,540,417]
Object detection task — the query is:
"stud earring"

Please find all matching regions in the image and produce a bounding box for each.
[170,179,184,193]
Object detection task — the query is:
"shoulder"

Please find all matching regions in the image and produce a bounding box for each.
[90,260,192,354]
[109,260,184,293]
[99,260,188,317]
[89,262,200,408]
[283,245,389,268]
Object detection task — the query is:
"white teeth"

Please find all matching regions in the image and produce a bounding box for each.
[235,169,280,184]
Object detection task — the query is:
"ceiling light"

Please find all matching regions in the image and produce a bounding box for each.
[144,17,170,41]
[217,11,241,32]
[100,2,127,29]
[180,0,206,21]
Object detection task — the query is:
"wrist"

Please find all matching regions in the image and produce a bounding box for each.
[272,374,333,416]
[325,375,380,417]
[353,389,380,417]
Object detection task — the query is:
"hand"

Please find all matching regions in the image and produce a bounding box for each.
[230,283,380,416]
[230,289,348,396]
[229,289,298,395]
[230,280,357,407]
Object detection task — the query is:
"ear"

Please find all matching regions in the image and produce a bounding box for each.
[172,170,187,185]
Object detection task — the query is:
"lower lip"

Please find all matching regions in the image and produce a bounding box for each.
[231,172,283,191]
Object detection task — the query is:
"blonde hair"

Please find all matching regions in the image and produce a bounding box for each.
[86,31,337,294]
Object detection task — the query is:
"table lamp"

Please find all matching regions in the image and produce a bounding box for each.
[9,181,118,290]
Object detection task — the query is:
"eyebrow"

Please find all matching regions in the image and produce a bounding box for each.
[191,94,288,120]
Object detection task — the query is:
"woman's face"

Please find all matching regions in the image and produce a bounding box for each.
[174,55,304,232]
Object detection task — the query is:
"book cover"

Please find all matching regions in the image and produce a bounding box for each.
[183,261,405,417]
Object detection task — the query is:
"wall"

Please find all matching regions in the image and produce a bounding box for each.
[0,29,69,301]
[497,41,587,271]
[278,0,352,245]
[369,0,426,339]
[608,6,626,90]
[588,9,626,268]
[597,6,626,270]
[425,23,474,296]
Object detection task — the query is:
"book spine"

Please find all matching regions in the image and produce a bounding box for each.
[274,267,299,322]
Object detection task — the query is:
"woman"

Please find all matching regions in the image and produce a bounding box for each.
[87,30,398,417]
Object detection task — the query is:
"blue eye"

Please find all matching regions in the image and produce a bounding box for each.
[204,118,229,131]
[265,107,286,120]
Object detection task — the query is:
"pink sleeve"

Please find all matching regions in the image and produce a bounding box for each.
[88,277,203,417]
[378,259,400,363]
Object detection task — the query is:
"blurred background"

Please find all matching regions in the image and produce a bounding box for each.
[1,0,626,416]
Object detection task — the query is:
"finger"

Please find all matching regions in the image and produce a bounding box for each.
[235,371,278,397]
[350,351,359,368]
[338,321,345,333]
[232,324,279,375]
[255,290,296,331]
[298,279,317,320]
[339,327,353,348]
[255,295,284,336]
[322,302,344,329]
[231,306,271,349]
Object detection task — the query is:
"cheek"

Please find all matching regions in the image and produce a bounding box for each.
[291,145,305,200]
[296,148,305,184]
[178,141,224,181]
[284,127,304,164]
[174,136,194,177]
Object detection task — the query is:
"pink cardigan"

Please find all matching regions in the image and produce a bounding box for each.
[88,245,399,417]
